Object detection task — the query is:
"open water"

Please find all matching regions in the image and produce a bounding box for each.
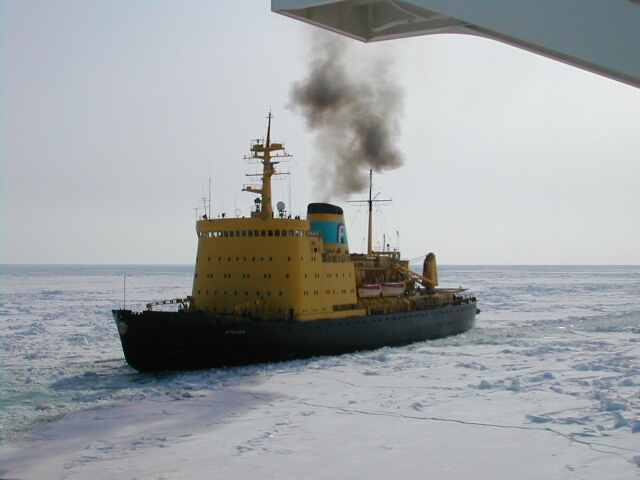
[1,264,639,444]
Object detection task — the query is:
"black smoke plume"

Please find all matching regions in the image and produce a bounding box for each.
[289,31,405,199]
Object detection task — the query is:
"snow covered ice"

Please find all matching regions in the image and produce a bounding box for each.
[1,265,639,479]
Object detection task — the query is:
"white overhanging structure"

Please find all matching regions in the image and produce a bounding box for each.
[272,0,640,89]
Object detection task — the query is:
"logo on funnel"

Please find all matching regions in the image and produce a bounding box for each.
[338,224,347,244]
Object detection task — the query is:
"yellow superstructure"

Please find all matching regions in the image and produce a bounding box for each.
[190,113,365,321]
[192,215,365,321]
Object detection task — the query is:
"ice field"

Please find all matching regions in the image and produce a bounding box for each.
[1,265,639,479]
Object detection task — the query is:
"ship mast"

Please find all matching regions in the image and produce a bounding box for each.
[243,113,290,219]
[348,170,391,255]
[367,170,373,255]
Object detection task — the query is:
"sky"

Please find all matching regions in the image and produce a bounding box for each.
[2,0,639,265]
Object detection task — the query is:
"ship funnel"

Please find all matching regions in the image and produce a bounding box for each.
[307,203,349,252]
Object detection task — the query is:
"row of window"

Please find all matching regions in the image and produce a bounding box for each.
[199,290,283,297]
[197,289,353,297]
[303,289,354,296]
[196,272,351,279]
[198,256,320,263]
[198,229,321,238]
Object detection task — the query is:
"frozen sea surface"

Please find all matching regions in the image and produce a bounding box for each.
[1,265,639,479]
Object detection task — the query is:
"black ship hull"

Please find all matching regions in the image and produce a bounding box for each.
[113,300,477,372]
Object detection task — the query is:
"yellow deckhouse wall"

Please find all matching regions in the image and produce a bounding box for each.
[191,216,364,321]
